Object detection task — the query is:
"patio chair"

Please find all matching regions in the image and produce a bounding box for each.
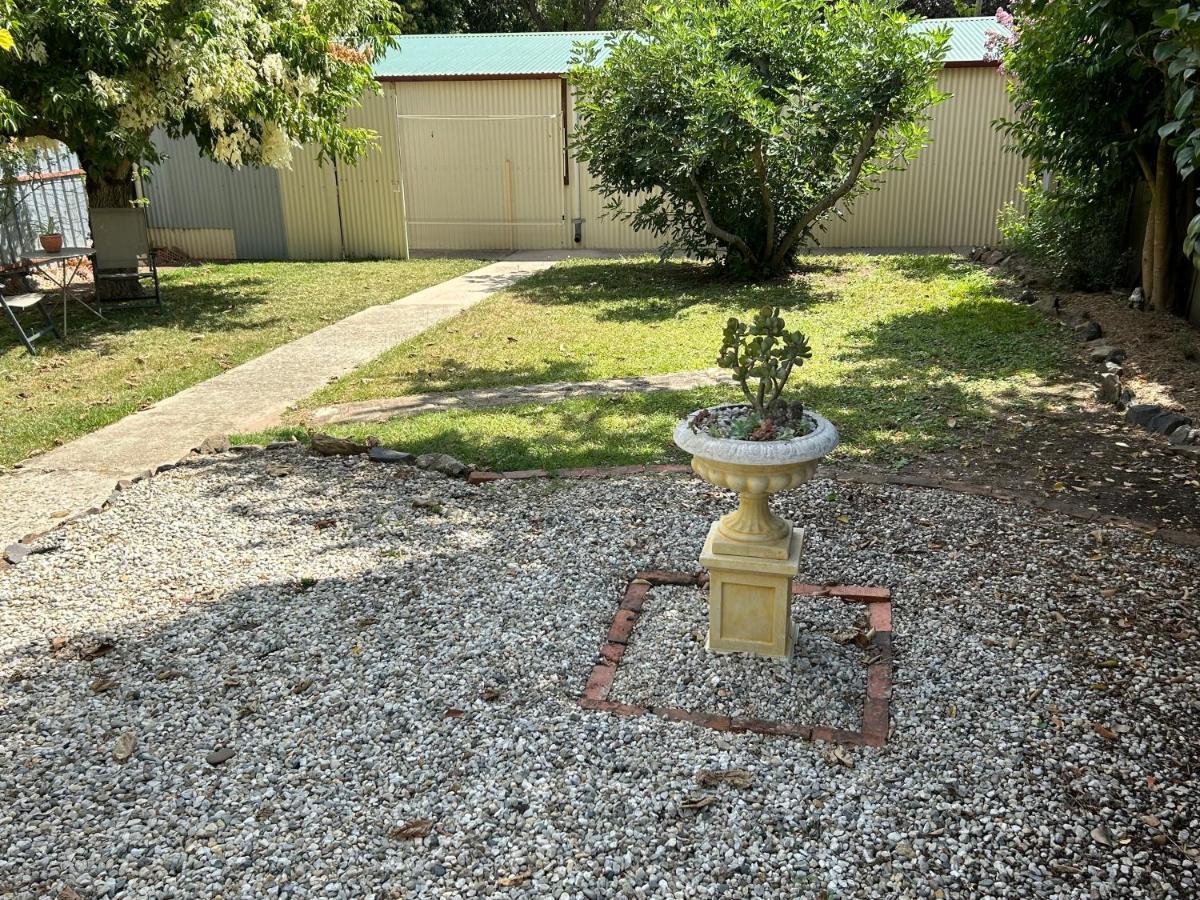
[0,274,60,356]
[88,207,163,312]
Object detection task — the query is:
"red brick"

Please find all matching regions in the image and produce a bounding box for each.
[620,583,650,612]
[651,706,702,724]
[793,583,891,602]
[867,602,892,633]
[559,467,604,478]
[861,700,889,747]
[865,664,891,702]
[582,663,616,700]
[466,471,502,485]
[605,609,638,644]
[636,570,700,586]
[579,697,646,716]
[701,714,734,732]
[500,469,550,480]
[810,726,865,746]
[644,464,694,475]
[729,717,811,738]
[599,642,625,664]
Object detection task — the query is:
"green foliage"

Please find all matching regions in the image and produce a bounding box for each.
[569,0,948,279]
[718,305,812,418]
[0,0,403,199]
[997,172,1129,290]
[37,215,57,235]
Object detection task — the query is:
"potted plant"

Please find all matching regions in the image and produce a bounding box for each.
[672,305,838,658]
[38,218,63,253]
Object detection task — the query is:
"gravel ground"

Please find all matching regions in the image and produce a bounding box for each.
[1,447,1198,899]
[609,584,866,730]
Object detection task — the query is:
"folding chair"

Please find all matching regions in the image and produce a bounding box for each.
[88,207,163,312]
[0,276,60,356]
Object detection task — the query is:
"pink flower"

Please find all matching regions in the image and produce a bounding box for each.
[996,7,1015,29]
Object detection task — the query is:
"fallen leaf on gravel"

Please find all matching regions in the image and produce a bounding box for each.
[681,795,718,811]
[356,616,379,627]
[696,768,753,789]
[206,747,235,766]
[313,518,337,530]
[79,640,115,660]
[154,668,185,681]
[112,731,136,763]
[1091,824,1114,847]
[90,675,117,694]
[57,887,82,900]
[1093,723,1119,741]
[823,747,855,769]
[1141,815,1161,828]
[1101,588,1118,598]
[291,678,314,695]
[389,819,433,840]
[497,872,532,887]
[480,687,501,702]
[49,636,68,652]
[444,708,465,718]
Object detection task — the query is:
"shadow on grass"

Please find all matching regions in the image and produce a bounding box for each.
[0,274,277,358]
[876,254,986,283]
[511,259,840,323]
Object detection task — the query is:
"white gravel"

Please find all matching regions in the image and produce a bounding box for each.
[1,447,1198,899]
[609,584,866,730]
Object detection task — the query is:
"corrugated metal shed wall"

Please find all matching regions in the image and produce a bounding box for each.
[0,144,90,265]
[144,132,287,259]
[391,79,569,250]
[819,67,1026,248]
[341,91,408,258]
[277,147,342,260]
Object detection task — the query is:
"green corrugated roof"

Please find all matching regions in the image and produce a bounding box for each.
[374,32,612,78]
[373,17,1007,79]
[911,16,1009,64]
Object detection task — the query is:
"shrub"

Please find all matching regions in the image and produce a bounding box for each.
[570,0,948,280]
[998,172,1129,291]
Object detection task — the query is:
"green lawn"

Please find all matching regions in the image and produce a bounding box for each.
[0,258,483,468]
[266,254,1078,472]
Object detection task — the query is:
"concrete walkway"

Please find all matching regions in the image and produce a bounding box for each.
[306,369,732,425]
[1,252,567,548]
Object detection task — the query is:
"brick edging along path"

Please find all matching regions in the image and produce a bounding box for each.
[582,571,894,747]
[467,464,1200,550]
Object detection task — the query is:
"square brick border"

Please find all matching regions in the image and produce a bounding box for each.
[580,571,893,747]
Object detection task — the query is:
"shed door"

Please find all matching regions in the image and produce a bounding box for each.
[392,80,569,251]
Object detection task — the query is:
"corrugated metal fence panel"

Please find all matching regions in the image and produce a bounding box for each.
[340,91,408,259]
[394,80,569,250]
[144,131,287,259]
[147,227,237,259]
[277,146,343,260]
[0,143,90,265]
[819,68,1026,249]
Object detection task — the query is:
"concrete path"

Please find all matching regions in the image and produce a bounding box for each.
[306,369,732,425]
[1,252,567,547]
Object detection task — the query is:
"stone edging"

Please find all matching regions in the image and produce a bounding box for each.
[467,464,1200,549]
[581,571,893,747]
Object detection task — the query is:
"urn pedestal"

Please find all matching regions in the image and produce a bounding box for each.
[674,408,839,660]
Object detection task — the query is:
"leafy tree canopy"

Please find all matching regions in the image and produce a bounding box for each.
[0,0,402,205]
[570,0,948,279]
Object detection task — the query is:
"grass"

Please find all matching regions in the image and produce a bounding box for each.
[260,254,1078,472]
[0,257,484,468]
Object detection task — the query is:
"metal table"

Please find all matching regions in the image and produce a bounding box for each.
[21,247,98,334]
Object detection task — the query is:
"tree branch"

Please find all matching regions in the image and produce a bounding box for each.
[688,173,759,265]
[770,116,884,269]
[752,141,775,261]
[521,0,548,30]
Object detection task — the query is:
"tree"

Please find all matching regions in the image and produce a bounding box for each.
[0,0,402,209]
[996,1,1200,312]
[570,0,948,279]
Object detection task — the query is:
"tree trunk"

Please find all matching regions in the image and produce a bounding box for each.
[83,159,135,209]
[1150,138,1172,311]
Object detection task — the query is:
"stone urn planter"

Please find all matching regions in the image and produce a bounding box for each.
[674,404,839,659]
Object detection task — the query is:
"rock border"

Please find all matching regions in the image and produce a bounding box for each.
[968,246,1199,460]
[581,571,893,747]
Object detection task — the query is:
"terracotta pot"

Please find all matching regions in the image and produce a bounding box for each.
[39,233,63,253]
